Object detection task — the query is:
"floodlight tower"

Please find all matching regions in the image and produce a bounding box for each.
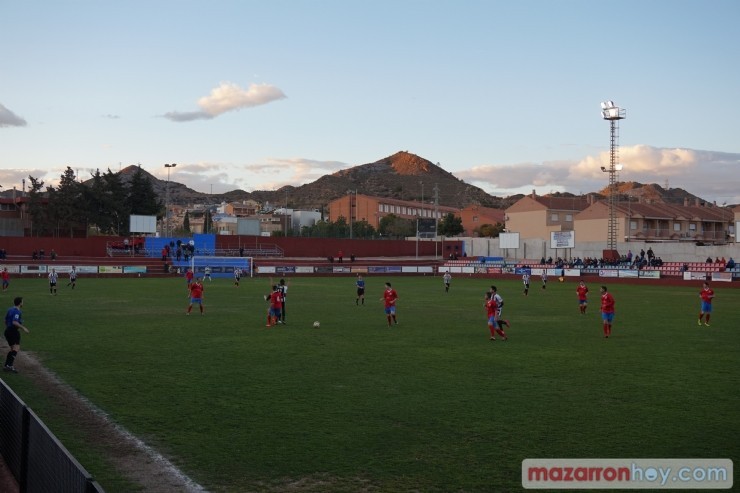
[600,101,626,257]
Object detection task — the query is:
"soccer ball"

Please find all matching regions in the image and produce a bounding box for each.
[558,277,565,283]
[313,321,320,328]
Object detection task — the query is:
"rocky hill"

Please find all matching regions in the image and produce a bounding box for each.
[270,151,509,210]
[110,152,716,211]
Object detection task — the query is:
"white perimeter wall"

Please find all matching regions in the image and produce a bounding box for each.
[463,237,740,263]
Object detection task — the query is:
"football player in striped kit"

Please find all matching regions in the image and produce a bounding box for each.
[48,268,58,295]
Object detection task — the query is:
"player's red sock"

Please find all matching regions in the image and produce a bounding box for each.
[496,328,507,339]
[603,323,609,337]
[705,315,710,324]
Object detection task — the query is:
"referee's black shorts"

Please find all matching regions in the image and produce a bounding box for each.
[4,327,20,346]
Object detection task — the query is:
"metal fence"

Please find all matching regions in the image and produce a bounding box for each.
[0,379,104,492]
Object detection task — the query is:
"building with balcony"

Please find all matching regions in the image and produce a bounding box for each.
[575,198,734,244]
[222,200,260,217]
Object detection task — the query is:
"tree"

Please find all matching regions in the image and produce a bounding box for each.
[83,169,115,235]
[125,165,161,216]
[351,219,376,239]
[379,214,415,238]
[476,223,505,238]
[332,216,349,238]
[302,220,333,238]
[26,176,49,236]
[50,167,85,237]
[438,213,464,237]
[103,169,130,236]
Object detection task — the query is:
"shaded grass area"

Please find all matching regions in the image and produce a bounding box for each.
[4,275,740,491]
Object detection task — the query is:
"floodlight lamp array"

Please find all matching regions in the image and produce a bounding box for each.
[601,100,625,120]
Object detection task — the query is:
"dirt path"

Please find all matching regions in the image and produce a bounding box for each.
[2,347,207,492]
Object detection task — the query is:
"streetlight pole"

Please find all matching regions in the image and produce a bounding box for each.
[347,189,355,239]
[433,183,439,259]
[164,163,177,237]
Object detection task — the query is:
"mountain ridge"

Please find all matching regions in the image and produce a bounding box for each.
[112,151,718,211]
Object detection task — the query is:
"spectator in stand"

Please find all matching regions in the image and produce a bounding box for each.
[32,250,38,260]
[50,249,57,260]
[338,250,344,263]
[720,257,726,266]
[626,250,633,264]
[706,256,713,263]
[39,248,45,259]
[161,247,168,261]
[681,263,689,272]
[714,257,721,264]
[647,247,655,262]
[725,257,735,269]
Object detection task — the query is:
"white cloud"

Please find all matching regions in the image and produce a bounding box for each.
[163,82,286,122]
[458,145,740,204]
[0,168,51,190]
[0,104,27,127]
[162,111,213,122]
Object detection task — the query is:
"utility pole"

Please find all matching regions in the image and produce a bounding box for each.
[433,183,439,259]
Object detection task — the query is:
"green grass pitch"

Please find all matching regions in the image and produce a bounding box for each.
[4,275,739,491]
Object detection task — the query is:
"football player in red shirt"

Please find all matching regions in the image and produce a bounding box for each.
[698,282,715,326]
[576,280,589,315]
[485,292,507,341]
[186,278,205,315]
[267,285,283,327]
[381,282,398,327]
[185,268,194,290]
[600,285,615,338]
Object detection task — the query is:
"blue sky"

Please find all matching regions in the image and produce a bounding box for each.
[2,0,739,204]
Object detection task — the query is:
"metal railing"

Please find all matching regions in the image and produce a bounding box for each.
[0,380,104,492]
[626,229,729,241]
